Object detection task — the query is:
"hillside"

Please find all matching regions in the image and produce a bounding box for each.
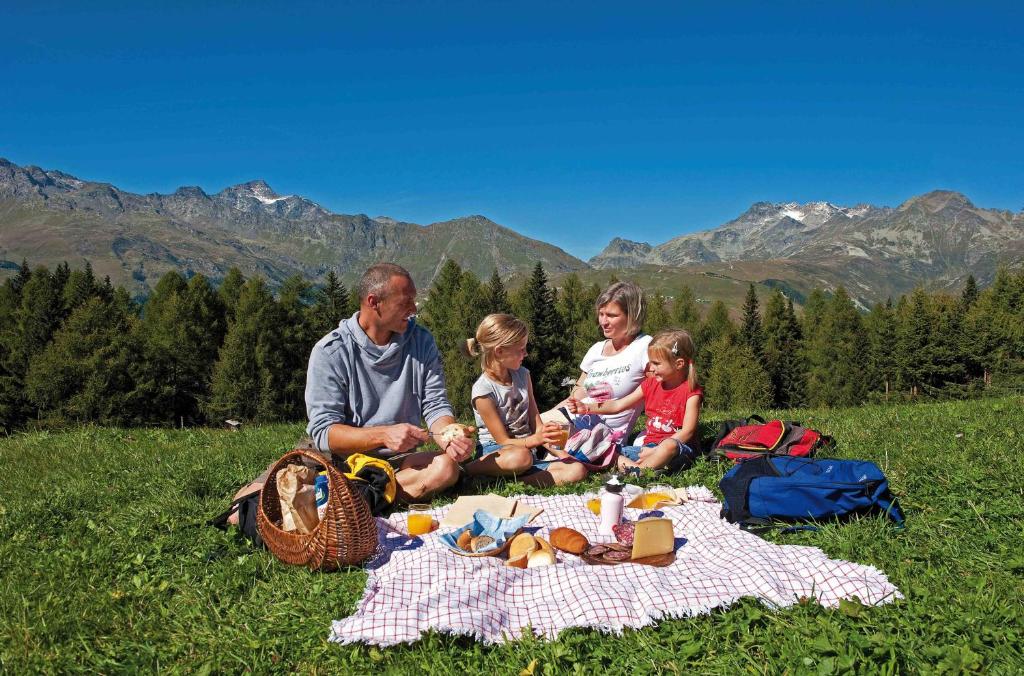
[3,157,1022,306]
[591,192,1024,304]
[0,159,587,294]
[1,397,1021,671]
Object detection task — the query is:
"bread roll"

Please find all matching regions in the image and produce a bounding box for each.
[470,535,495,553]
[509,533,538,560]
[439,423,476,446]
[506,554,529,568]
[526,549,556,568]
[456,530,473,551]
[549,527,589,555]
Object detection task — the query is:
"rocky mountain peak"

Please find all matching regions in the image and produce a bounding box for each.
[899,190,975,212]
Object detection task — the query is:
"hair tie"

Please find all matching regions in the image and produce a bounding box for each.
[671,340,679,355]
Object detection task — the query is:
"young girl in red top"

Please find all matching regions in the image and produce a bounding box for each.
[569,328,702,472]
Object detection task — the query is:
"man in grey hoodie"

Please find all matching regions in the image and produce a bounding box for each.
[305,263,475,501]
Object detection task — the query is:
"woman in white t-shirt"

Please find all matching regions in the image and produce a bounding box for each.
[545,281,651,440]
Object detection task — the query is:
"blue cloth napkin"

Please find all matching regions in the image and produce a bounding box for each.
[440,510,531,554]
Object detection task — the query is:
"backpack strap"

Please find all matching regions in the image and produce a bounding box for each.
[208,489,262,530]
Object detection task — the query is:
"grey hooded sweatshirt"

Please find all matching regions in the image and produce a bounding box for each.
[305,312,455,455]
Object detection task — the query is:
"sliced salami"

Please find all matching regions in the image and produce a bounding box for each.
[602,550,631,562]
[585,544,610,557]
[613,522,635,546]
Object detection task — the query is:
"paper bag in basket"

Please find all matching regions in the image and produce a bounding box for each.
[276,465,319,533]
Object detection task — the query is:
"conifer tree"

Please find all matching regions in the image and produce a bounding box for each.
[0,266,63,428]
[671,285,701,332]
[865,299,897,399]
[695,300,734,375]
[11,267,63,372]
[207,278,276,421]
[256,275,315,420]
[805,287,868,406]
[311,270,350,336]
[739,283,765,360]
[928,294,968,392]
[558,273,600,364]
[131,270,219,424]
[893,288,932,397]
[645,293,671,334]
[483,269,511,316]
[419,259,466,352]
[218,267,245,324]
[762,290,804,407]
[62,263,99,316]
[420,261,487,418]
[11,259,31,298]
[960,275,979,310]
[446,271,487,418]
[519,262,570,409]
[25,296,141,424]
[53,261,70,296]
[703,335,771,411]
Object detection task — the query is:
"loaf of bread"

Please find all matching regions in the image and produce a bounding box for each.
[549,527,589,555]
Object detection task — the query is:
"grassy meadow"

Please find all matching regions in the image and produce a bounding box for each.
[1,397,1022,674]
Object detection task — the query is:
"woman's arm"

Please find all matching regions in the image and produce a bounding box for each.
[474,396,544,448]
[575,384,645,415]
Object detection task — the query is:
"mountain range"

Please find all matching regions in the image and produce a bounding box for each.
[1,157,1022,307]
[590,194,1024,305]
[0,158,585,295]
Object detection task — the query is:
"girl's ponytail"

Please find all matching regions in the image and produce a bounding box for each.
[462,337,481,358]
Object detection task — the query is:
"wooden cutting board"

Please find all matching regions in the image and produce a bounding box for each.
[580,542,676,567]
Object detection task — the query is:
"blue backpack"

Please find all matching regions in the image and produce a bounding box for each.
[719,456,905,530]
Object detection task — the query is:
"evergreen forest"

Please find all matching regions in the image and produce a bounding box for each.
[0,258,1021,432]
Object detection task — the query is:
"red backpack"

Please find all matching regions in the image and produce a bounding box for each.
[712,418,833,461]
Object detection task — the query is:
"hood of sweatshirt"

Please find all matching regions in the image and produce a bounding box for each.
[339,311,416,371]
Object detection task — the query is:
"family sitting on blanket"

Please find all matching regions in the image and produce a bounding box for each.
[303,263,703,503]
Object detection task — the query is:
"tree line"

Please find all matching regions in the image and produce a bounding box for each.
[0,258,1021,431]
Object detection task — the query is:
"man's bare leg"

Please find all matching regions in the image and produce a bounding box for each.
[394,451,461,503]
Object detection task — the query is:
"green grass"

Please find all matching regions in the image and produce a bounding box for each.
[1,398,1023,674]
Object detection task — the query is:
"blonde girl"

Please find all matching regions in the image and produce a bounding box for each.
[568,328,702,472]
[463,314,589,486]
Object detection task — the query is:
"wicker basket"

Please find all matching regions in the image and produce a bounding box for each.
[256,449,379,570]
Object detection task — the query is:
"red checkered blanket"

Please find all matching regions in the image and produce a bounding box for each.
[330,488,901,646]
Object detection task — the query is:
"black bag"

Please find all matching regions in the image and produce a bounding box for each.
[209,490,264,546]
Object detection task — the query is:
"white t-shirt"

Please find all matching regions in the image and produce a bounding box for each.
[576,334,652,437]
[471,367,532,447]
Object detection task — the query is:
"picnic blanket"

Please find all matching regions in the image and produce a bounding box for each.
[330,488,901,646]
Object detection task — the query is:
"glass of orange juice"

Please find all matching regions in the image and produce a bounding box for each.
[550,421,570,451]
[583,491,601,515]
[407,504,434,536]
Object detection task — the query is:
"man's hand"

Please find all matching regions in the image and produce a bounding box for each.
[443,435,475,463]
[381,423,429,453]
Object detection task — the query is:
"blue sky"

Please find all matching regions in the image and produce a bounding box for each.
[3,1,1022,259]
